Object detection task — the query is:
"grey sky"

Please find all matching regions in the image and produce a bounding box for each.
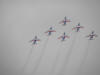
[0,0,100,75]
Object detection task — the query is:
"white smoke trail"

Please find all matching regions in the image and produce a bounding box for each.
[76,40,91,75]
[19,46,34,75]
[32,37,50,75]
[49,30,73,75]
[48,43,63,75]
[58,32,78,75]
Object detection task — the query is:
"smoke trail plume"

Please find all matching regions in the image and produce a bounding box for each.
[58,32,78,75]
[32,37,50,75]
[19,46,34,75]
[77,40,91,75]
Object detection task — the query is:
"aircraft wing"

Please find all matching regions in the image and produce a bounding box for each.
[59,20,64,24]
[94,34,98,37]
[65,36,70,38]
[50,30,56,32]
[66,20,71,22]
[80,26,84,28]
[29,40,34,42]
[86,35,90,37]
[45,30,56,33]
[45,31,49,33]
[58,36,63,39]
[37,39,41,41]
[72,27,77,30]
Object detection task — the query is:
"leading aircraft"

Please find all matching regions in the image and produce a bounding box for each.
[59,16,71,25]
[29,36,40,45]
[86,31,98,40]
[72,23,84,32]
[58,32,70,41]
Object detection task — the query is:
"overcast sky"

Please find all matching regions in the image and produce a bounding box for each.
[0,0,100,75]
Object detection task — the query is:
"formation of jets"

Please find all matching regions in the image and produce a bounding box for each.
[29,16,98,45]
